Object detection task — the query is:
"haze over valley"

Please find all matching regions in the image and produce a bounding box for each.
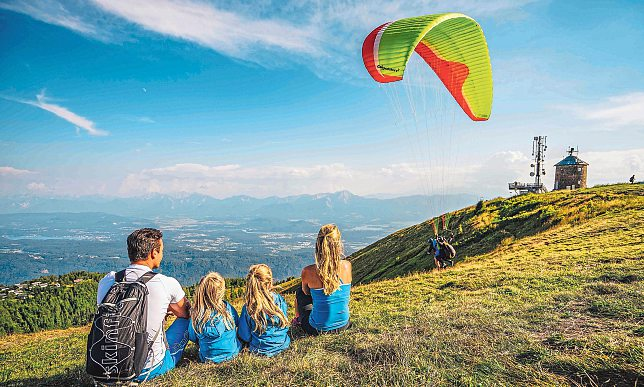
[0,191,476,285]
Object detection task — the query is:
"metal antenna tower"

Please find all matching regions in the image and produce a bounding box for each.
[508,136,548,195]
[530,136,547,189]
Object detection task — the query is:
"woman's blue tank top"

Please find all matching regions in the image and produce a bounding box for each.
[309,279,351,331]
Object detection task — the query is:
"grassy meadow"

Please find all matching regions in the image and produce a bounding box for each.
[0,184,642,386]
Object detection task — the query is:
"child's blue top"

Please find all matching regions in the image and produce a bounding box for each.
[309,280,351,331]
[238,293,290,357]
[188,301,242,363]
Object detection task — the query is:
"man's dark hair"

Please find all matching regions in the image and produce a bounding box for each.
[127,228,163,262]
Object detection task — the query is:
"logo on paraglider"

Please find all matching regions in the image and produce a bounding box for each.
[377,64,400,72]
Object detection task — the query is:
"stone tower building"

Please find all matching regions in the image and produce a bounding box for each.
[554,148,588,190]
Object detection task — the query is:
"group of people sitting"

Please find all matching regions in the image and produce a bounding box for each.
[92,224,351,382]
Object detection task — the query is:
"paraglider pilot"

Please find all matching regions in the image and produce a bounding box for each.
[427,236,455,269]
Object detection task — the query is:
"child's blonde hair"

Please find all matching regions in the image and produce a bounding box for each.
[244,264,288,333]
[315,224,344,295]
[191,272,234,334]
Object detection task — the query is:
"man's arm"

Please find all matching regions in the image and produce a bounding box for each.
[167,296,190,318]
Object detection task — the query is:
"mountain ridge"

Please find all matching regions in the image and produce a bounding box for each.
[0,191,477,222]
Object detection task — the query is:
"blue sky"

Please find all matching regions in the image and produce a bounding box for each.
[1,0,643,199]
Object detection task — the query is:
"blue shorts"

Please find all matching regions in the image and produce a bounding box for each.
[135,317,189,382]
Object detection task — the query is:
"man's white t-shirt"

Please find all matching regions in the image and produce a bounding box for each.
[96,264,185,370]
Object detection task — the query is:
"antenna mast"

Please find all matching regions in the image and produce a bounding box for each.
[509,136,549,195]
[531,136,547,188]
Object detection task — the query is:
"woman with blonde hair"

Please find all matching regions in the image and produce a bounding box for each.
[237,264,290,356]
[188,272,241,363]
[294,224,352,335]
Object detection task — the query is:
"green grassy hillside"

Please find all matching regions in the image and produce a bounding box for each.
[0,184,642,386]
[350,184,643,284]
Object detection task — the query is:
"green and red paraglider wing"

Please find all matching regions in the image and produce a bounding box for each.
[362,13,493,121]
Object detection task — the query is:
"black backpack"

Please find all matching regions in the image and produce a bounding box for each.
[86,270,157,383]
[437,239,456,260]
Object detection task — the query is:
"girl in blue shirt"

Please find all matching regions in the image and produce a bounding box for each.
[188,272,242,363]
[238,264,290,357]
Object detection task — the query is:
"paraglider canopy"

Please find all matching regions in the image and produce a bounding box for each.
[362,13,493,121]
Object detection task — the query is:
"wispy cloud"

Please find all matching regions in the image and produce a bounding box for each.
[0,166,35,176]
[565,92,644,129]
[91,0,320,60]
[119,162,358,197]
[8,90,109,136]
[117,153,537,198]
[2,0,538,76]
[26,182,48,192]
[0,0,104,39]
[310,0,538,33]
[136,116,155,124]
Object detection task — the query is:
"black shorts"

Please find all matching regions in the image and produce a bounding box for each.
[295,287,351,336]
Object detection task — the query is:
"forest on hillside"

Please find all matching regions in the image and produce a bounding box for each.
[0,272,103,336]
[0,272,251,337]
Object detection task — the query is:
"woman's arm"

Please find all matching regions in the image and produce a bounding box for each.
[237,306,252,343]
[301,266,311,295]
[342,260,353,284]
[231,303,240,327]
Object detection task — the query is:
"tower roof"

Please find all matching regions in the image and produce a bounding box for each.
[554,155,589,166]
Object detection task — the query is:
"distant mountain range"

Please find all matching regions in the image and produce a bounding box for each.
[0,191,478,222]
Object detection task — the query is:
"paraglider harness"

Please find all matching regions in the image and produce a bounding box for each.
[427,214,456,268]
[428,235,456,268]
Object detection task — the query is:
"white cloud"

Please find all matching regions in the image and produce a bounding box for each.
[27,182,48,192]
[565,92,644,129]
[136,116,155,124]
[117,154,538,198]
[146,163,241,177]
[9,90,109,136]
[90,0,320,60]
[0,167,39,196]
[0,0,105,39]
[118,163,357,197]
[3,0,538,76]
[0,166,35,176]
[17,148,635,198]
[583,148,644,185]
[469,150,538,194]
[312,0,538,33]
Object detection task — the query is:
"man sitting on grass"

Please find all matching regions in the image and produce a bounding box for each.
[96,228,190,382]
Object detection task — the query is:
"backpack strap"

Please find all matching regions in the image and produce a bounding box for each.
[137,271,157,284]
[115,270,127,283]
[115,270,156,283]
[137,272,167,347]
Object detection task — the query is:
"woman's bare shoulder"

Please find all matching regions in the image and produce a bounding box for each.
[301,264,317,275]
[340,260,353,283]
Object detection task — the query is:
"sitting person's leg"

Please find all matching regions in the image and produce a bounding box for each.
[165,317,190,364]
[295,288,319,335]
[295,287,313,317]
[137,318,190,381]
